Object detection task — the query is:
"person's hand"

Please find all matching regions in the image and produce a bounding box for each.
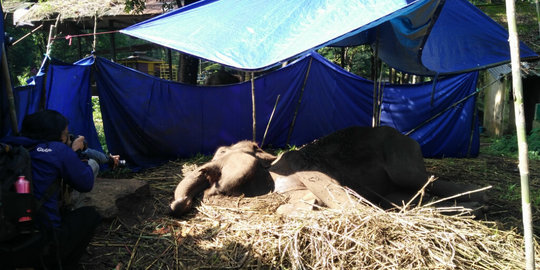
[71,135,86,152]
[109,154,120,168]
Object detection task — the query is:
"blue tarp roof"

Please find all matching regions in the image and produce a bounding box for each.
[121,0,537,75]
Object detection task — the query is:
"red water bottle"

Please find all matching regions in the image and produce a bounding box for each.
[14,176,32,222]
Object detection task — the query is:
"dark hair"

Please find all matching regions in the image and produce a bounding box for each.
[20,110,68,142]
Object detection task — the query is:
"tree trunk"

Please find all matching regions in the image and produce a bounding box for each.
[536,0,540,37]
[176,0,200,85]
[505,0,535,269]
[178,54,199,84]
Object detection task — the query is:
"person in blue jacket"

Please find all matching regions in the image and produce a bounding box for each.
[0,110,102,269]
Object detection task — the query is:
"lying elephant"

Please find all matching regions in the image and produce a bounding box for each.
[170,126,484,217]
[204,70,241,85]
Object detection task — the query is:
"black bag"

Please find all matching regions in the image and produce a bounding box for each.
[0,143,36,243]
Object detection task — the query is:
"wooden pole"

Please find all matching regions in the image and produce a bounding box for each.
[251,72,256,141]
[505,0,535,269]
[1,44,18,134]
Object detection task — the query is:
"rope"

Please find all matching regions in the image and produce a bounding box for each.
[52,30,120,46]
[405,73,508,136]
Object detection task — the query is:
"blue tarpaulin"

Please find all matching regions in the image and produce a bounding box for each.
[121,0,537,74]
[2,53,478,169]
[95,53,479,169]
[45,58,103,152]
[1,57,103,152]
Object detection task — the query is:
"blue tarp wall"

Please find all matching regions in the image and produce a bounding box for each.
[1,58,103,153]
[2,52,479,169]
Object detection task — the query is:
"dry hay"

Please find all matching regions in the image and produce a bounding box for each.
[83,158,540,270]
[93,192,538,269]
[4,0,131,23]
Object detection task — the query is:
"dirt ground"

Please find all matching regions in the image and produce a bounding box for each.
[78,141,540,269]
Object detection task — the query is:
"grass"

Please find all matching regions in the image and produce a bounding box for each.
[484,128,540,160]
[481,129,540,208]
[476,1,540,52]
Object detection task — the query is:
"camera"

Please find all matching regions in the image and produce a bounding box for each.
[107,155,127,168]
[69,134,88,150]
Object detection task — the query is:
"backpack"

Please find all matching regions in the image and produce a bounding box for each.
[0,143,36,243]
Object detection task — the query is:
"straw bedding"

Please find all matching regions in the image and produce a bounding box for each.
[80,157,540,270]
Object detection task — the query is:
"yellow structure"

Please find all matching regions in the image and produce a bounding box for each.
[117,53,175,80]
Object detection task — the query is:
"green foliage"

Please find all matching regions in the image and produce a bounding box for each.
[272,144,299,156]
[15,68,34,86]
[5,25,47,86]
[485,128,540,160]
[123,0,146,14]
[317,46,373,78]
[475,1,540,52]
[497,182,540,208]
[91,96,108,153]
[202,63,220,72]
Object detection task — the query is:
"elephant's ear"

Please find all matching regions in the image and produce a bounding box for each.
[200,165,221,184]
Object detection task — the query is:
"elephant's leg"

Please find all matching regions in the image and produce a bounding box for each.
[170,164,219,217]
[294,171,355,210]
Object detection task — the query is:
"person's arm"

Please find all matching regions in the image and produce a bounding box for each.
[58,143,95,192]
[83,148,109,164]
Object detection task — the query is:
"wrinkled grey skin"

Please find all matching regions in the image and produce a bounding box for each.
[171,141,275,217]
[170,126,485,217]
[204,70,241,85]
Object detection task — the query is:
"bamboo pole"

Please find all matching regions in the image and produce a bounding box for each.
[41,20,58,110]
[505,0,535,269]
[371,43,378,127]
[108,20,117,61]
[261,94,280,148]
[376,63,384,127]
[92,14,98,53]
[45,15,61,57]
[12,24,43,46]
[45,25,55,57]
[1,44,18,134]
[251,72,256,141]
[286,58,313,145]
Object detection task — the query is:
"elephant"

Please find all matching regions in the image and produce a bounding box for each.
[170,126,485,217]
[203,70,242,85]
